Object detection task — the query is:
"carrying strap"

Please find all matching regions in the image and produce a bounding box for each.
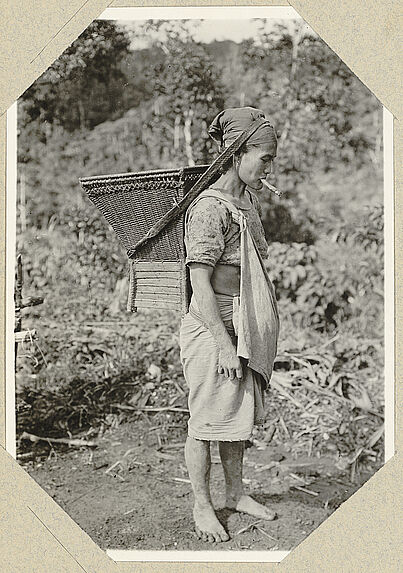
[127,118,268,257]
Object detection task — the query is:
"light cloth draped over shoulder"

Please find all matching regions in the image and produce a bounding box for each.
[235,209,279,386]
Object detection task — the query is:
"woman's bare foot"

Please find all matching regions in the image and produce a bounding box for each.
[227,494,277,520]
[193,503,230,543]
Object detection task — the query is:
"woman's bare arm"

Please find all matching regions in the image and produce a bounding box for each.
[189,263,242,380]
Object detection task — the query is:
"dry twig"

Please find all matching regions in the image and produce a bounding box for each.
[236,520,262,535]
[20,432,97,448]
[255,462,278,473]
[113,404,189,413]
[279,415,290,438]
[293,485,319,497]
[255,526,279,542]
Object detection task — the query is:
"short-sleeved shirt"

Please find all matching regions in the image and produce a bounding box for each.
[185,189,269,267]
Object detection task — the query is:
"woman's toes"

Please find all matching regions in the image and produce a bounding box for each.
[195,528,230,543]
[219,530,230,542]
[264,508,277,521]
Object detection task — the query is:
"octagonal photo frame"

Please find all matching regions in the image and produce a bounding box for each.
[0,1,401,572]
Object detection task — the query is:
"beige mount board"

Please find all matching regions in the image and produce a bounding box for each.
[0,1,401,572]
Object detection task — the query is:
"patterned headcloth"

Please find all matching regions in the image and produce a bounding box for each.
[208,106,277,149]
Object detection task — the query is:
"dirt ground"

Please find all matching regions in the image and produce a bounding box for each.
[20,420,372,552]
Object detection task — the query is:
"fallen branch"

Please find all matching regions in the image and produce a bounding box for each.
[293,485,319,497]
[279,415,291,438]
[105,461,125,481]
[255,462,278,473]
[113,404,189,414]
[20,432,97,448]
[105,460,122,474]
[289,472,306,483]
[16,452,36,461]
[236,520,262,535]
[255,527,279,542]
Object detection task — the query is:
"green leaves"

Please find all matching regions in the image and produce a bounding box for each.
[267,210,383,333]
[21,21,131,133]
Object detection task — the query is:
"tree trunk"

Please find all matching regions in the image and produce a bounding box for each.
[183,109,195,166]
[174,115,181,151]
[279,23,304,150]
[78,100,86,130]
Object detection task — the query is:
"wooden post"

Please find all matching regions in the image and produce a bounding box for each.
[20,168,27,233]
[15,254,23,371]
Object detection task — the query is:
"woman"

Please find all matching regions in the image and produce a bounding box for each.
[180,107,280,543]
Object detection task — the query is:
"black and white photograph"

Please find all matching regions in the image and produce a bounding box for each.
[8,5,393,560]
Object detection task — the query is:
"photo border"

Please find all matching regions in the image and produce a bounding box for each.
[0,2,401,571]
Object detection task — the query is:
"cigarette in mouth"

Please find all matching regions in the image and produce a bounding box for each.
[260,178,282,197]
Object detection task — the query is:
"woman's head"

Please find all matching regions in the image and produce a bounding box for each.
[208,107,277,190]
[209,106,277,150]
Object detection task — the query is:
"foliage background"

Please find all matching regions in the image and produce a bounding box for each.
[16,18,384,474]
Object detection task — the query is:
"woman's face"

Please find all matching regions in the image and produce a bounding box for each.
[237,141,277,191]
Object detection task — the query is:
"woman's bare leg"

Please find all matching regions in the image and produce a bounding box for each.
[219,440,277,520]
[185,436,229,542]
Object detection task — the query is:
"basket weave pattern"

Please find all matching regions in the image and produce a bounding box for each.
[80,166,209,313]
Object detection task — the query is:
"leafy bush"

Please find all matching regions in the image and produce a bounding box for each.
[267,205,383,333]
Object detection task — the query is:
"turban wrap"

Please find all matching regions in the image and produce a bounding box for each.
[208,107,277,149]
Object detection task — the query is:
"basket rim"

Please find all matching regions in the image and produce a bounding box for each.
[79,164,210,186]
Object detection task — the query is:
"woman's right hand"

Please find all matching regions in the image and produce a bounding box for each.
[218,344,243,380]
[189,264,243,380]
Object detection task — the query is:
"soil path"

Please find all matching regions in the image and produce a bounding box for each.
[21,421,369,552]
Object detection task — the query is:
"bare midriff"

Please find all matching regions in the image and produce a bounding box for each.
[211,263,240,296]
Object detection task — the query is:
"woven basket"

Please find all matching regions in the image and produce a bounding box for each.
[80,166,209,314]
